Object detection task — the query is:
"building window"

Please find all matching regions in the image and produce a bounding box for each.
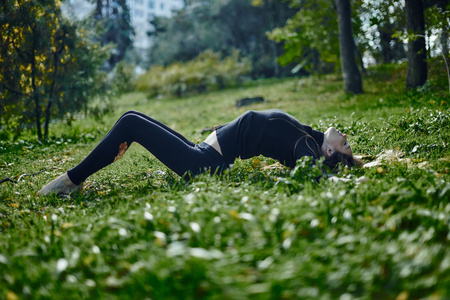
[160,2,164,10]
[149,0,154,9]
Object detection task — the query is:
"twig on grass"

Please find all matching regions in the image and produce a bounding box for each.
[0,169,48,184]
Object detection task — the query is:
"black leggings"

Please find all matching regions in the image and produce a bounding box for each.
[67,111,227,185]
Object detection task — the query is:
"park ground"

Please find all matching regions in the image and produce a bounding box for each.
[1,63,450,299]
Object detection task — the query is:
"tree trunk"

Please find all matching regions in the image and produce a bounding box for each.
[44,51,59,140]
[44,101,51,140]
[355,42,367,75]
[94,0,103,24]
[267,0,279,77]
[335,0,363,94]
[439,0,449,56]
[31,26,42,141]
[44,85,54,140]
[270,40,280,77]
[312,49,320,73]
[442,29,449,56]
[405,0,427,88]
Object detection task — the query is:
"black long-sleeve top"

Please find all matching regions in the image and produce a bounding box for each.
[215,109,324,167]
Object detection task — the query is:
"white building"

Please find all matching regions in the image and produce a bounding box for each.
[63,0,184,51]
[62,0,95,20]
[129,0,184,50]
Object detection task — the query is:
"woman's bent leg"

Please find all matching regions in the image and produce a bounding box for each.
[67,112,223,185]
[117,110,195,146]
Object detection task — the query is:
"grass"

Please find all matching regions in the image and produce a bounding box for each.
[1,62,450,299]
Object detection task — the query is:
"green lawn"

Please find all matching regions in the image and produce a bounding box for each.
[1,63,449,299]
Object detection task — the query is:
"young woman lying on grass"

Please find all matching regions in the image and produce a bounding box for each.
[39,109,362,195]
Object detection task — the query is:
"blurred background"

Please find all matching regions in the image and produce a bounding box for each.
[1,0,448,140]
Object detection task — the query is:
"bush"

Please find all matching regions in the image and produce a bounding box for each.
[110,61,137,94]
[0,0,112,141]
[136,50,251,98]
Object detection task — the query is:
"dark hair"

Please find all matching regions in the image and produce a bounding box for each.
[322,151,363,173]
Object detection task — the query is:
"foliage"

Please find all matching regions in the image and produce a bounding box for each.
[268,0,448,73]
[147,0,296,78]
[335,0,364,94]
[91,0,134,70]
[110,61,137,94]
[358,0,407,64]
[0,0,113,141]
[0,64,450,299]
[423,0,450,75]
[267,0,342,74]
[424,0,450,42]
[136,50,251,98]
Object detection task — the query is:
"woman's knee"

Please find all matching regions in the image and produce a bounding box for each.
[117,111,146,125]
[118,112,142,127]
[111,114,143,143]
[121,110,141,118]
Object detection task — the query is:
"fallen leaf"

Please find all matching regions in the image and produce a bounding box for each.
[114,142,128,162]
[364,149,406,168]
[417,161,431,169]
[396,291,409,300]
[252,157,260,168]
[61,222,74,230]
[261,162,286,171]
[6,291,18,300]
[229,210,239,219]
[438,155,450,162]
[154,231,167,247]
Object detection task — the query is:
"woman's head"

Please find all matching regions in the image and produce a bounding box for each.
[321,127,362,172]
[321,127,352,157]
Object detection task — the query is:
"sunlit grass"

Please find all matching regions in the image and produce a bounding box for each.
[1,63,449,299]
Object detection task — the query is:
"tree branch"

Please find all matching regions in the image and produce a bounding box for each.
[0,82,26,96]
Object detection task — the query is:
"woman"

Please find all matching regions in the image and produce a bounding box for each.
[39,109,361,195]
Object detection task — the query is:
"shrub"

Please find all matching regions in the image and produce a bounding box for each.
[110,61,137,94]
[136,50,251,98]
[0,0,113,141]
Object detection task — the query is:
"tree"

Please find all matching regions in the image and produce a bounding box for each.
[424,0,449,55]
[147,0,296,78]
[0,0,110,141]
[268,0,341,74]
[438,0,449,55]
[405,0,428,88]
[360,0,406,64]
[335,0,363,93]
[93,0,134,70]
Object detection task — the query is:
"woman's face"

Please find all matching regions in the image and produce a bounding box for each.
[324,127,352,156]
